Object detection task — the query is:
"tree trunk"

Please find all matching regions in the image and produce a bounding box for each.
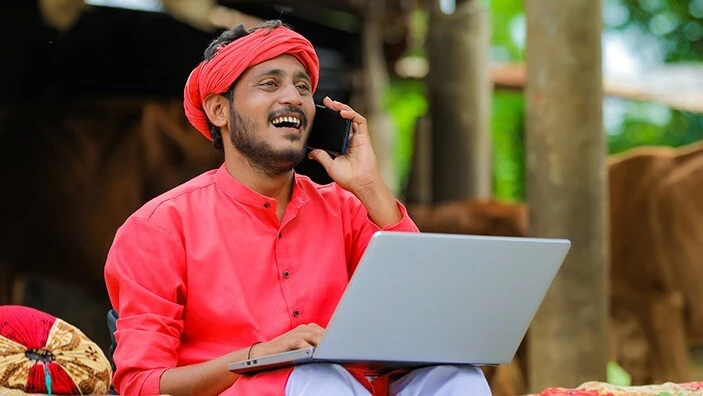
[427,0,492,203]
[362,0,398,193]
[405,115,433,204]
[525,0,609,391]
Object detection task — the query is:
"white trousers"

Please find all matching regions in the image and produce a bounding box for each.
[285,363,492,396]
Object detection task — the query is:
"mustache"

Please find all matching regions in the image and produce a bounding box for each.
[268,107,308,128]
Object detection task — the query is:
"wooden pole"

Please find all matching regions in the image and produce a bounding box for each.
[362,0,398,193]
[427,0,492,203]
[525,0,609,391]
[405,115,433,204]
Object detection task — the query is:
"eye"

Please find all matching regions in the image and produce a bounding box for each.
[296,83,311,93]
[259,80,278,89]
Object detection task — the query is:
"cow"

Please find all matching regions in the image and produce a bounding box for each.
[608,141,703,385]
[0,99,222,350]
[407,140,703,394]
[407,200,530,396]
[3,95,702,394]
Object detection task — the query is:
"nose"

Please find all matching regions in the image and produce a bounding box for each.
[278,82,304,107]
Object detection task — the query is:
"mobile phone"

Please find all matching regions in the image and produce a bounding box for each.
[306,104,351,156]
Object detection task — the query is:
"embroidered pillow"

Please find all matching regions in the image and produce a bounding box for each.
[0,305,112,395]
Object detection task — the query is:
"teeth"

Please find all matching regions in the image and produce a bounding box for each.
[272,116,301,128]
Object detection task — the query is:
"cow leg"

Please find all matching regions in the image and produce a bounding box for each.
[11,274,26,304]
[610,300,652,385]
[646,290,691,384]
[0,262,11,305]
[481,361,524,396]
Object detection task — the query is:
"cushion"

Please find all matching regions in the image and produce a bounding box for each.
[0,305,112,395]
[529,380,703,395]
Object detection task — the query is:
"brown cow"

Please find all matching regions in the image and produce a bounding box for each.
[2,96,701,393]
[407,200,529,396]
[0,99,221,349]
[608,141,703,385]
[407,140,703,394]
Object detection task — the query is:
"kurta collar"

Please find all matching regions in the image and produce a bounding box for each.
[214,164,310,210]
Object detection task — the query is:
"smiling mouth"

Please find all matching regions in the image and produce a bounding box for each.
[271,115,302,130]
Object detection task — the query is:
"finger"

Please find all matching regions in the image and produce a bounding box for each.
[322,96,337,110]
[304,330,324,347]
[305,324,325,345]
[340,109,367,129]
[293,323,324,335]
[324,96,360,115]
[305,323,325,331]
[330,98,353,112]
[322,97,367,135]
[309,333,323,347]
[323,97,364,124]
[293,339,314,350]
[322,96,352,112]
[308,149,335,170]
[301,325,326,339]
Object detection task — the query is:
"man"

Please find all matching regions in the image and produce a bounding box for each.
[104,20,491,395]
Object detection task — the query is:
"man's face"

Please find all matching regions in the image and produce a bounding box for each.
[227,54,316,176]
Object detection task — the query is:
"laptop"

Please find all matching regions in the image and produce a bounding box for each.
[228,231,571,375]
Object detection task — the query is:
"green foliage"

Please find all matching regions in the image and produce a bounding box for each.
[488,0,526,201]
[605,0,703,155]
[609,109,703,154]
[492,91,525,202]
[487,0,703,200]
[387,0,528,200]
[614,0,703,62]
[384,78,428,189]
[386,0,703,203]
[489,0,525,61]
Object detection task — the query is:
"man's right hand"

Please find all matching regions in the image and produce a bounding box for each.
[250,324,325,359]
[159,324,325,395]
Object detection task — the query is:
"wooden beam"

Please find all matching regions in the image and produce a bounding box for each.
[225,0,363,16]
[492,63,703,114]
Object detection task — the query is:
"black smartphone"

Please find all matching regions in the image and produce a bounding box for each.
[306,104,351,156]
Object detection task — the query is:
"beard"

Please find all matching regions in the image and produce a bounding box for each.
[229,108,307,177]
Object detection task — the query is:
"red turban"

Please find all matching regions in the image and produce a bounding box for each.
[184,26,320,139]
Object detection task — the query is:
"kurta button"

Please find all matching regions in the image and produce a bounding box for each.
[283,271,290,278]
[278,232,282,239]
[263,202,270,208]
[292,310,300,317]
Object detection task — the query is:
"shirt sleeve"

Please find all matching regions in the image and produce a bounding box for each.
[340,187,420,276]
[104,215,187,396]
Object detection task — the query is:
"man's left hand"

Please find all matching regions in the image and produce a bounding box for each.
[308,96,384,198]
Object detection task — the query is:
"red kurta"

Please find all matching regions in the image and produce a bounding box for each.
[104,164,419,395]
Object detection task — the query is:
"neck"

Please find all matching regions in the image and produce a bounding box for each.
[224,149,295,205]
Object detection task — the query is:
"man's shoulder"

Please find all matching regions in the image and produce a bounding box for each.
[132,169,218,222]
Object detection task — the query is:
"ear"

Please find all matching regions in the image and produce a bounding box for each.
[203,94,231,131]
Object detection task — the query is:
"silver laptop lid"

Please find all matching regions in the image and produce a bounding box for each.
[313,231,570,365]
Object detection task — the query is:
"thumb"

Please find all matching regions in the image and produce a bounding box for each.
[308,149,334,170]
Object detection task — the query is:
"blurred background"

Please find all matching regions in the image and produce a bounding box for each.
[1,0,703,395]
